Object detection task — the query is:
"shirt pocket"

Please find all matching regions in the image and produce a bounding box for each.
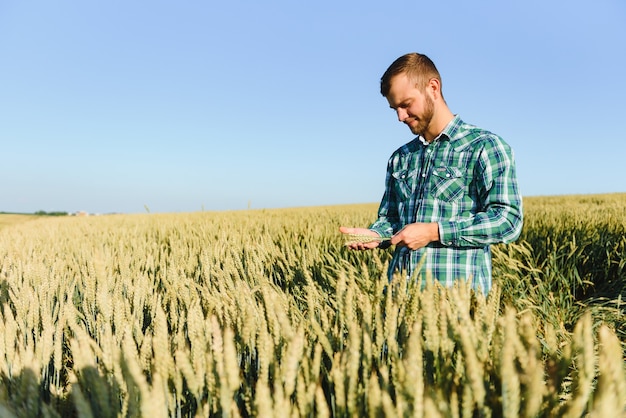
[431,166,466,202]
[392,168,418,201]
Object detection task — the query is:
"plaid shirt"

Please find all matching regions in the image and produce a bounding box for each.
[369,115,523,293]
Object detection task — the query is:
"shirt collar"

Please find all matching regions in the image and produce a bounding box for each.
[419,115,463,145]
[417,136,430,146]
[438,114,463,142]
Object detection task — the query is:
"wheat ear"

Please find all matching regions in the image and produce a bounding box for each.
[343,234,391,245]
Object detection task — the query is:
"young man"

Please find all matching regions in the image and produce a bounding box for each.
[340,52,523,294]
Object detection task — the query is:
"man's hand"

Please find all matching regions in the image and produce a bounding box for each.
[390,222,440,250]
[339,226,381,250]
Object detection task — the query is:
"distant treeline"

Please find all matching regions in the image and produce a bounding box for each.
[34,211,68,216]
[0,211,68,216]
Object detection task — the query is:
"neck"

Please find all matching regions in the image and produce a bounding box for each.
[424,107,454,143]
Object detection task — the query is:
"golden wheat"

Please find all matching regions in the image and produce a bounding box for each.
[343,233,390,246]
[0,195,624,416]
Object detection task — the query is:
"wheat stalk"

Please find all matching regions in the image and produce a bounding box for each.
[589,325,626,417]
[343,234,391,246]
[561,312,595,418]
[501,309,521,418]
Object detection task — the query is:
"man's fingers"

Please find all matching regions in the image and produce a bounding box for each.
[339,226,377,236]
[390,230,402,246]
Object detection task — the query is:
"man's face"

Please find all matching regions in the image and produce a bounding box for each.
[386,73,434,137]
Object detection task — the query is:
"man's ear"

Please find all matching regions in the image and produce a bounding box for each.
[427,77,441,98]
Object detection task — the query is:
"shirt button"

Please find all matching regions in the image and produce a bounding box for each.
[446,173,450,178]
[422,173,426,177]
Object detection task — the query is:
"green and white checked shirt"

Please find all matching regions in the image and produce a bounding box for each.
[369,115,523,294]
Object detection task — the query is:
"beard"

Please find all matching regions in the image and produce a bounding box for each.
[407,94,435,136]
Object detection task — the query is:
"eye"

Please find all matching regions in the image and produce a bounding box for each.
[390,100,410,111]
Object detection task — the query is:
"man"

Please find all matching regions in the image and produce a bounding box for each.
[340,52,523,294]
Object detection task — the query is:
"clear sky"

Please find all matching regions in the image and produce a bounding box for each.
[2,0,625,214]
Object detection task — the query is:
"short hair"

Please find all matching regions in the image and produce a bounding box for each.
[380,53,442,97]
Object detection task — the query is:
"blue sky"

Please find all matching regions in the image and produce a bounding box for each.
[2,1,625,214]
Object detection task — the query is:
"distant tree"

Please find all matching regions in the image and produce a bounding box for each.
[35,210,68,216]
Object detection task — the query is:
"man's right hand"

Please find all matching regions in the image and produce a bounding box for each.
[339,226,381,250]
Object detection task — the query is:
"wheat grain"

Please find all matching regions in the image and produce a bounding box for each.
[254,376,273,417]
[367,372,382,418]
[315,383,330,418]
[517,312,544,418]
[405,319,424,418]
[152,304,171,386]
[589,325,626,417]
[343,233,391,246]
[561,312,595,418]
[175,349,200,399]
[283,328,304,399]
[346,315,361,414]
[501,309,520,418]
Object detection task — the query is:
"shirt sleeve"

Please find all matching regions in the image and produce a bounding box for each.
[369,158,403,238]
[438,136,523,247]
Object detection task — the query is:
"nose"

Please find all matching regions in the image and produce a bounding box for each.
[396,108,408,122]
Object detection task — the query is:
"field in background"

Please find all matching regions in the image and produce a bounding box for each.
[0,194,625,417]
[0,214,40,230]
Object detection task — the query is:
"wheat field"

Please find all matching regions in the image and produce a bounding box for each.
[0,195,625,417]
